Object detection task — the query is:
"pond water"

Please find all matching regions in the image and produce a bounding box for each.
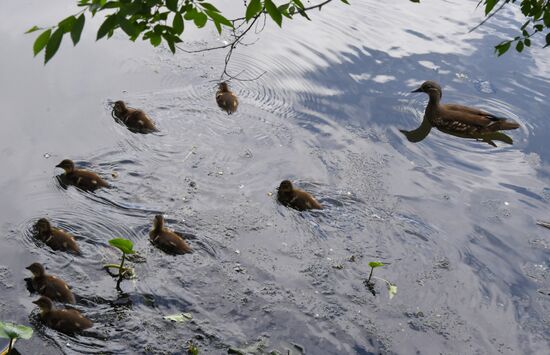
[1,0,549,354]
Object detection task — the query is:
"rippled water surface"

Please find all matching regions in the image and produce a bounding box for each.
[1,0,549,354]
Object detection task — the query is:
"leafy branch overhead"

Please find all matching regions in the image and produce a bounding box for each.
[479,0,550,55]
[27,0,550,64]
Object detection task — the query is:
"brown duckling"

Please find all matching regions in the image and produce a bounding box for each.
[34,218,80,254]
[32,296,92,334]
[277,180,323,211]
[26,263,75,304]
[412,81,520,134]
[149,215,192,254]
[112,100,158,133]
[55,159,109,191]
[216,82,238,114]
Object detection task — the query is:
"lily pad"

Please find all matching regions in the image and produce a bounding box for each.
[109,238,135,254]
[0,321,33,340]
[164,313,192,323]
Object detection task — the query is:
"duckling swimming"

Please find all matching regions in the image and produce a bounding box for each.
[412,81,520,134]
[216,82,238,114]
[149,215,192,254]
[26,263,75,304]
[112,100,158,133]
[277,180,323,211]
[34,218,80,254]
[32,296,92,334]
[55,159,109,191]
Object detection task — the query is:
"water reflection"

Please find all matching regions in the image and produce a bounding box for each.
[400,114,514,147]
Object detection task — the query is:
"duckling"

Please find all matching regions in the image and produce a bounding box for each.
[33,218,80,254]
[277,180,323,211]
[32,296,92,334]
[412,81,520,134]
[216,82,238,114]
[26,263,75,304]
[55,159,109,191]
[149,215,192,254]
[112,100,158,133]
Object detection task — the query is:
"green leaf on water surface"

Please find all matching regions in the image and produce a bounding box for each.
[368,261,384,268]
[108,238,135,254]
[0,321,33,340]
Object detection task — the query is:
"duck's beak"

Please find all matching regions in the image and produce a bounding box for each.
[25,265,31,270]
[55,163,62,168]
[411,87,423,93]
[32,300,39,305]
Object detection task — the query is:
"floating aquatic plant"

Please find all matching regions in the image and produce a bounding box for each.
[187,340,199,355]
[364,261,397,299]
[104,238,136,291]
[0,321,33,355]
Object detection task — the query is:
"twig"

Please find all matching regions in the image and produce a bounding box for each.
[177,0,337,81]
[469,0,508,33]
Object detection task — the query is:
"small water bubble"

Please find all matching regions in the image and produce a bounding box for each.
[43,153,51,159]
[239,184,244,189]
[504,201,509,206]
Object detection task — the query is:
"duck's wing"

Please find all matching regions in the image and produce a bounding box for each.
[443,104,508,122]
[439,105,500,128]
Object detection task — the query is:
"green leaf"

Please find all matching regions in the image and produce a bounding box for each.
[0,321,33,340]
[97,15,118,40]
[205,10,233,32]
[495,41,511,56]
[265,0,282,27]
[71,14,85,46]
[409,0,420,3]
[246,0,262,21]
[162,33,176,53]
[193,12,208,28]
[293,0,306,9]
[387,283,397,299]
[45,28,63,63]
[200,2,221,13]
[368,261,385,268]
[166,0,178,12]
[515,40,524,52]
[25,25,41,34]
[163,313,193,323]
[58,15,76,33]
[119,17,138,37]
[109,238,135,255]
[150,32,161,46]
[340,0,350,4]
[484,0,499,15]
[33,29,51,56]
[173,12,184,34]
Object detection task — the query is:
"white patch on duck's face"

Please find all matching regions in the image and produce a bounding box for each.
[63,242,68,249]
[74,322,81,328]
